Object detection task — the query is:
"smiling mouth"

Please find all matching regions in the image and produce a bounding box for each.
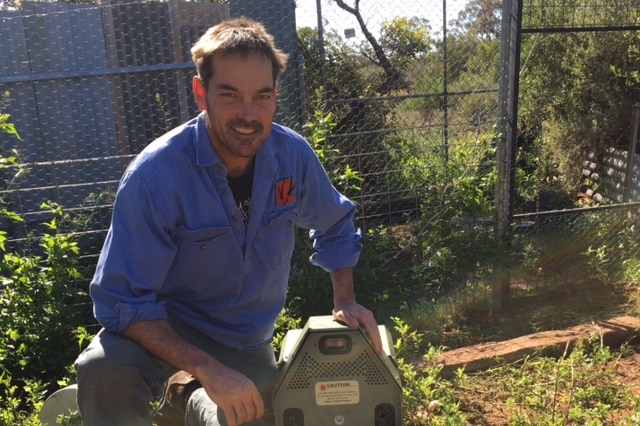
[233,125,257,135]
[231,121,261,135]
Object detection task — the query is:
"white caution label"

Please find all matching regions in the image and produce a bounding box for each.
[315,380,360,406]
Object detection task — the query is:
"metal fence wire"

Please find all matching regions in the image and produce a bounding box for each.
[511,0,640,293]
[522,0,640,31]
[0,0,639,299]
[511,204,640,291]
[0,0,500,256]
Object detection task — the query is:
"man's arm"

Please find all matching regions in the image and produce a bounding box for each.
[122,320,263,426]
[330,267,383,353]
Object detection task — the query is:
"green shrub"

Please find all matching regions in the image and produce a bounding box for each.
[503,336,634,425]
[0,202,91,419]
[392,317,468,425]
[0,98,92,424]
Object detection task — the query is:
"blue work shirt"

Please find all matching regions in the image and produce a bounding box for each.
[90,112,362,350]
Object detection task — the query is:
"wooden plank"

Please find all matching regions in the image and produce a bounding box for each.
[13,2,120,214]
[108,1,177,150]
[435,316,640,377]
[100,0,130,167]
[0,10,30,75]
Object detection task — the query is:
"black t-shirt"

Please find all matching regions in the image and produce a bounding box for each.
[227,166,254,226]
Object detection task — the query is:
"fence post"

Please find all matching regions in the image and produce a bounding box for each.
[624,95,640,203]
[494,0,523,310]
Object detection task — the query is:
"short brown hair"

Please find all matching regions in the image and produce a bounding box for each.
[191,17,289,88]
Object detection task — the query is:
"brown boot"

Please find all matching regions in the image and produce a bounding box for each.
[153,370,201,426]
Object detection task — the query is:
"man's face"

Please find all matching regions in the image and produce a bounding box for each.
[194,53,277,165]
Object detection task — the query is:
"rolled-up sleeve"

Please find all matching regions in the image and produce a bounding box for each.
[296,144,363,272]
[309,217,362,271]
[90,171,176,333]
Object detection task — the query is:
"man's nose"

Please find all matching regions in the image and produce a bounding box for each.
[236,99,259,119]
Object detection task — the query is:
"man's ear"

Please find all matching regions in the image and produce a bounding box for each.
[193,76,207,111]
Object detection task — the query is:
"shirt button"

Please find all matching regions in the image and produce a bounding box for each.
[200,244,207,251]
[217,166,224,174]
[222,189,229,196]
[286,220,293,226]
[232,214,240,222]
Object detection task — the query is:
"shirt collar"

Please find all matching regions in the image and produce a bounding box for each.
[195,112,218,167]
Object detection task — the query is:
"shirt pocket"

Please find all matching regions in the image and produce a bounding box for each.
[262,207,298,267]
[167,225,235,292]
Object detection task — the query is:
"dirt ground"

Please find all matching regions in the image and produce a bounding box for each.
[445,278,640,425]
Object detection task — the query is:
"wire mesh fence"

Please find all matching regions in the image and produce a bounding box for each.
[511,0,640,295]
[522,0,640,32]
[0,0,232,261]
[0,0,501,255]
[297,0,500,228]
[0,0,638,305]
[511,203,640,295]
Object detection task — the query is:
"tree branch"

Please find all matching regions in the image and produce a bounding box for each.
[334,0,403,93]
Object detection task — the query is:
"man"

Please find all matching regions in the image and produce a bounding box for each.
[75,17,382,426]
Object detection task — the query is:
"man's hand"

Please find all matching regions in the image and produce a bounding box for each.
[330,268,383,354]
[122,320,264,425]
[333,302,383,354]
[197,362,264,426]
